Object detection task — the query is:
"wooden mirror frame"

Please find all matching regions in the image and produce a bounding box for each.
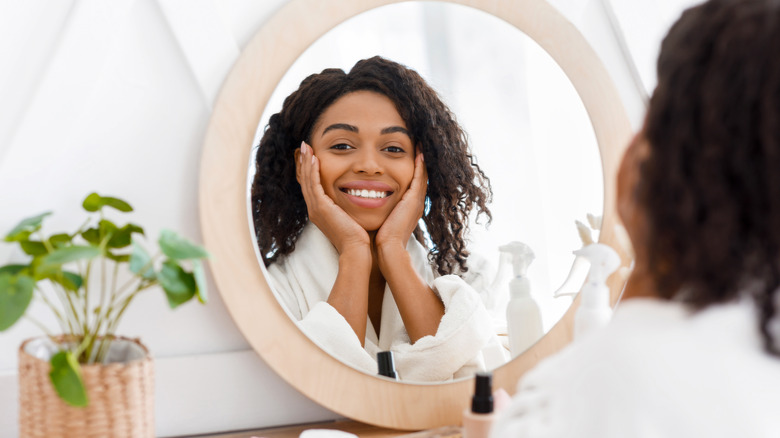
[199,0,632,429]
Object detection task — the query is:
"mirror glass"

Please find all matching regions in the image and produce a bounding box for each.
[247,1,602,382]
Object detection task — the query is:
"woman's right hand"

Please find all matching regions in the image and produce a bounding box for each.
[297,142,370,255]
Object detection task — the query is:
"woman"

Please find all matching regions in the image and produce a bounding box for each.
[251,56,498,381]
[493,0,780,435]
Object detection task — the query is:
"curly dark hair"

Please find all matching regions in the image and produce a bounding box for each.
[251,56,492,276]
[638,0,780,355]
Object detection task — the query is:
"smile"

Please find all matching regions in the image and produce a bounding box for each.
[343,189,390,199]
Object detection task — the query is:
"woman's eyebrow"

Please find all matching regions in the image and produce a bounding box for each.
[321,123,358,136]
[381,126,410,136]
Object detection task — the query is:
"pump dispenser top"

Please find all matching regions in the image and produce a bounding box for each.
[377,351,397,380]
[499,242,535,279]
[573,243,621,339]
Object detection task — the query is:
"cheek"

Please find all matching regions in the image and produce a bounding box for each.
[396,160,416,190]
[314,156,340,199]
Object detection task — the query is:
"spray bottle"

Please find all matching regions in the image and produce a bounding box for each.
[573,243,621,339]
[501,242,543,358]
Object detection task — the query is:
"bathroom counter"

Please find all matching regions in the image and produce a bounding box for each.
[183,420,462,437]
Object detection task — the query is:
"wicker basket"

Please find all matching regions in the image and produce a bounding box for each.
[18,336,154,438]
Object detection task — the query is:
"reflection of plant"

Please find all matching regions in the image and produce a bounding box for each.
[0,193,208,407]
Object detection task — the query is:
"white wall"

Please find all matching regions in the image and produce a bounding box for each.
[0,0,689,436]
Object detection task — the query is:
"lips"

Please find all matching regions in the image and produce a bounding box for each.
[339,181,394,207]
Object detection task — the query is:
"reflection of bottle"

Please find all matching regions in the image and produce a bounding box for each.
[501,242,544,358]
[573,243,621,339]
[377,351,397,380]
[553,219,598,298]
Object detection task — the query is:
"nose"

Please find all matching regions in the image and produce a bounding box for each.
[352,148,383,175]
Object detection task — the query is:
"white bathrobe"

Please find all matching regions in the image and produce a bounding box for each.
[266,222,497,381]
[491,298,780,437]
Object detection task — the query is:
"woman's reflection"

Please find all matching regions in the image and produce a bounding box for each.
[250,56,503,381]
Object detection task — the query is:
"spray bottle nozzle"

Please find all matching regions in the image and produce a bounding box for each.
[498,242,535,277]
[573,243,621,284]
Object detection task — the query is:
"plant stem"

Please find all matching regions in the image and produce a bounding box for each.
[52,285,79,336]
[38,231,55,254]
[111,263,152,300]
[106,282,154,334]
[95,279,151,362]
[93,260,118,341]
[82,259,92,335]
[23,315,53,337]
[34,291,68,333]
[73,217,92,236]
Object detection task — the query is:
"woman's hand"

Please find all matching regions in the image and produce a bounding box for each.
[375,153,427,251]
[375,153,443,342]
[299,142,372,345]
[297,142,370,255]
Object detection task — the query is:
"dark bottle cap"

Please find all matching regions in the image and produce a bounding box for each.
[377,351,397,379]
[471,372,494,414]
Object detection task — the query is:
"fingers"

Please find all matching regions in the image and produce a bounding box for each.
[413,152,427,190]
[298,141,323,210]
[407,153,428,207]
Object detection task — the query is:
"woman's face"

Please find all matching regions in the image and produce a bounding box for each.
[302,90,416,231]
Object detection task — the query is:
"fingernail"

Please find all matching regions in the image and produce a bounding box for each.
[311,154,315,165]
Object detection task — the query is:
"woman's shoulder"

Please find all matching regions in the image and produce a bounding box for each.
[497,298,780,437]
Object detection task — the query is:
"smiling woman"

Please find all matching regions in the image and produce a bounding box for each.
[251,57,499,382]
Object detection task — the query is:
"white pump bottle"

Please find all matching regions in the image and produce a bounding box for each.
[573,243,621,340]
[502,242,543,358]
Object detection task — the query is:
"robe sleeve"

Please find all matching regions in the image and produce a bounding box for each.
[391,274,496,381]
[266,261,378,374]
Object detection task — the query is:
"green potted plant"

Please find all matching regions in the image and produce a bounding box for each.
[0,192,208,438]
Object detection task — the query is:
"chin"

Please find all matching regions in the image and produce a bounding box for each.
[351,214,388,233]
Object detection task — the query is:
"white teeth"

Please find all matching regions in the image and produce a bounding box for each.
[346,189,388,199]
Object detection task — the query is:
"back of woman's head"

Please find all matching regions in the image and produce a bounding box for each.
[639,0,780,353]
[252,56,491,274]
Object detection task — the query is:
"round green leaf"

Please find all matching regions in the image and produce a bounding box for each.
[49,351,88,407]
[159,260,196,308]
[20,240,47,256]
[107,223,144,249]
[158,229,209,260]
[48,271,84,292]
[192,259,208,304]
[41,246,101,268]
[5,212,51,242]
[82,193,133,213]
[106,251,131,263]
[0,273,34,331]
[129,242,156,280]
[0,264,30,276]
[98,219,118,240]
[48,233,72,249]
[81,228,100,245]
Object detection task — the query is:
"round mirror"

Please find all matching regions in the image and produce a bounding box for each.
[201,0,632,429]
[248,2,603,381]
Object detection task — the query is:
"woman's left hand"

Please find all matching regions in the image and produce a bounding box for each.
[375,153,427,250]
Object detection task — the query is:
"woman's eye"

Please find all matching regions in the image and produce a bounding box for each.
[383,146,405,153]
[330,143,353,151]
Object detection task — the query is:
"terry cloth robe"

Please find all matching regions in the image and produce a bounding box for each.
[266,222,497,381]
[490,298,780,438]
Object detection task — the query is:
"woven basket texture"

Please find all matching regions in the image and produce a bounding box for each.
[18,337,154,438]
